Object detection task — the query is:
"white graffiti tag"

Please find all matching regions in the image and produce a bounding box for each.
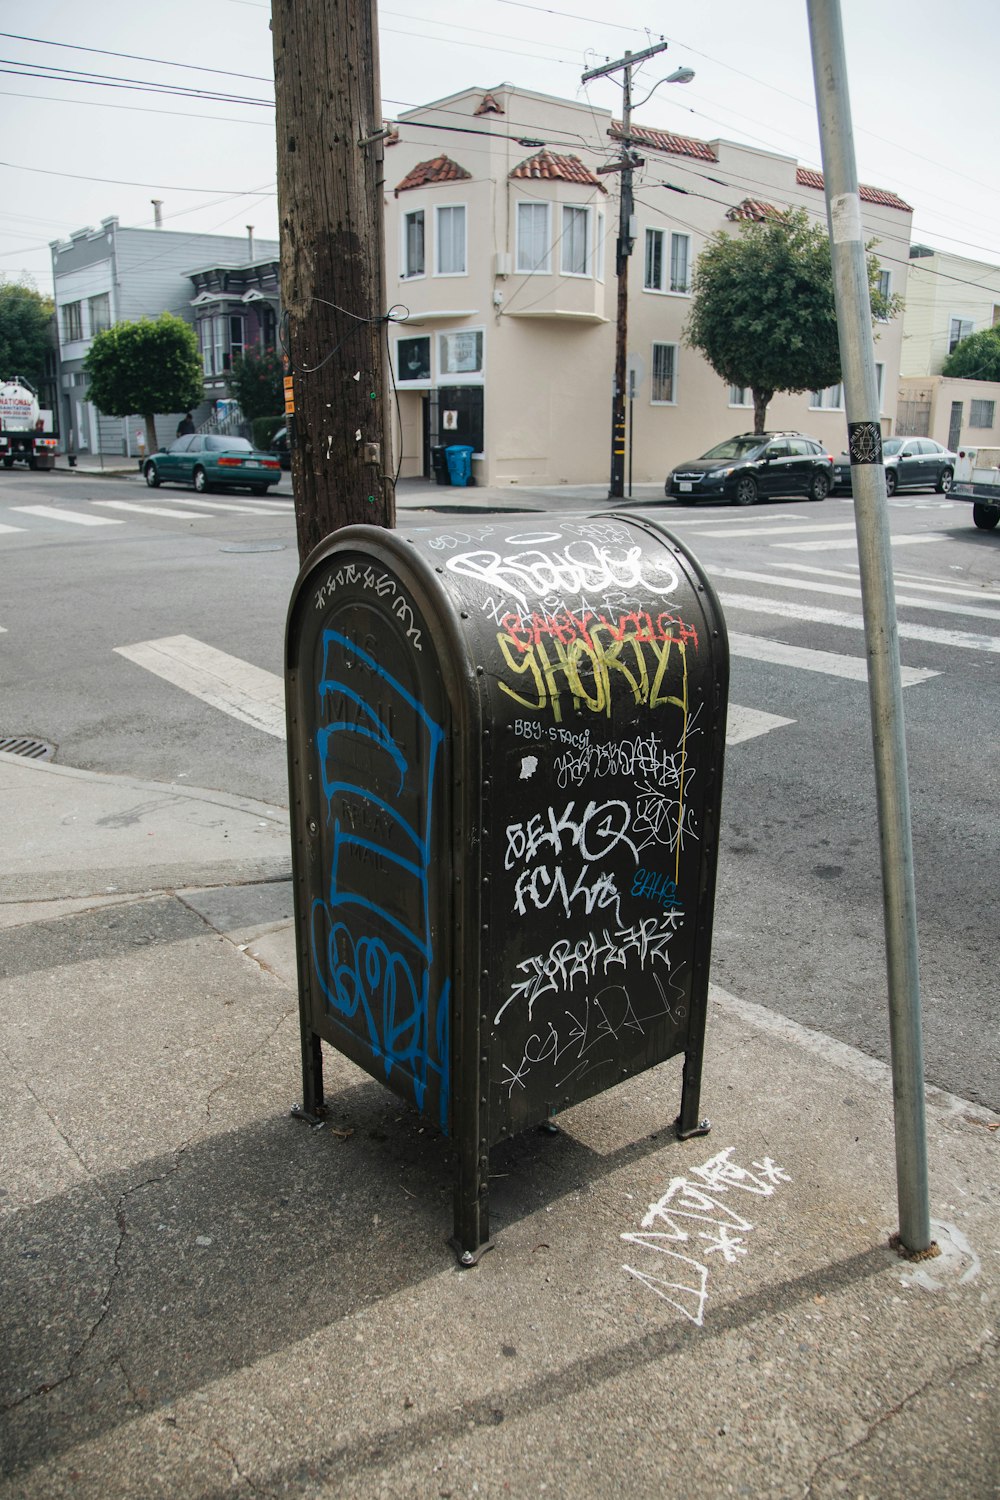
[445,540,680,609]
[622,1148,791,1326]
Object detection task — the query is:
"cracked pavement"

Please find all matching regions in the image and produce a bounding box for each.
[1,758,998,1497]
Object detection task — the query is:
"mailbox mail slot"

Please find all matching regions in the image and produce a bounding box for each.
[285,512,729,1261]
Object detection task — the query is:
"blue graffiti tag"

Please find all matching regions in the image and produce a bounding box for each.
[310,629,450,1129]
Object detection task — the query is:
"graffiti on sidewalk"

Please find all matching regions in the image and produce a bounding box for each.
[621,1147,791,1326]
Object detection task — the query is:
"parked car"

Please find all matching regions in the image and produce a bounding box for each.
[832,437,957,496]
[665,432,835,506]
[269,426,291,470]
[143,434,282,495]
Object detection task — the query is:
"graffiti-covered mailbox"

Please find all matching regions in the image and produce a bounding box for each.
[285,513,728,1262]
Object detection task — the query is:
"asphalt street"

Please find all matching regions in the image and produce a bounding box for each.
[2,465,998,1111]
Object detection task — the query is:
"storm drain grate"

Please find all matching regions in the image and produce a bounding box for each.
[0,735,56,761]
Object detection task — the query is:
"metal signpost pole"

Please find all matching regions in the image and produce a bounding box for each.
[807,0,934,1256]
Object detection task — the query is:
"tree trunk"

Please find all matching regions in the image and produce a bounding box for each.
[144,414,158,454]
[271,0,394,563]
[752,390,772,435]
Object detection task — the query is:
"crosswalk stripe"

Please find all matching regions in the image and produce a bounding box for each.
[661,512,811,526]
[713,565,1000,622]
[689,521,857,539]
[114,635,286,738]
[773,561,1000,602]
[0,522,24,533]
[99,496,289,516]
[719,591,1000,653]
[775,532,948,552]
[93,500,214,520]
[11,505,122,527]
[726,705,795,744]
[728,632,938,685]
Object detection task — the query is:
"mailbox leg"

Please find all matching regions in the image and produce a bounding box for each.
[450,1145,494,1267]
[291,1028,326,1125]
[676,1044,711,1140]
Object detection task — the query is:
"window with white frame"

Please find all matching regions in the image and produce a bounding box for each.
[949,316,973,353]
[561,205,591,276]
[88,294,111,335]
[651,342,677,404]
[970,398,996,428]
[810,382,844,409]
[516,202,550,273]
[875,268,892,320]
[596,211,605,282]
[228,315,245,367]
[669,232,690,294]
[212,316,226,377]
[729,385,752,407]
[63,301,82,342]
[396,335,431,384]
[644,228,665,291]
[439,328,483,378]
[199,319,215,375]
[435,205,466,275]
[402,210,425,278]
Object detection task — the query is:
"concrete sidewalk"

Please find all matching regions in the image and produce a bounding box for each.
[49,451,668,514]
[1,753,996,1498]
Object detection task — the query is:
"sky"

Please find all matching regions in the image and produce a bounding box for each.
[1,0,999,299]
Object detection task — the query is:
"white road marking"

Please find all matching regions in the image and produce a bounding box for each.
[726,705,795,744]
[773,561,1000,601]
[690,521,858,539]
[775,532,948,552]
[713,565,1000,622]
[100,496,289,516]
[719,592,1000,653]
[93,500,214,520]
[0,522,24,533]
[11,505,122,526]
[114,635,286,738]
[728,632,938,685]
[662,511,811,525]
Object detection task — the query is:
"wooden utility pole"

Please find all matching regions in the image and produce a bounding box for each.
[271,0,395,562]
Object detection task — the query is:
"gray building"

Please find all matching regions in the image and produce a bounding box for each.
[50,217,279,457]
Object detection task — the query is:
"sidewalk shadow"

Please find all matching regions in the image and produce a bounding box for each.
[1,1059,689,1480]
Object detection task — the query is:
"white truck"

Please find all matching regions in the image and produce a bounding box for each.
[0,376,57,471]
[952,446,1000,531]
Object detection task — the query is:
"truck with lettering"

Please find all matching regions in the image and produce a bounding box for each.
[952,446,1000,531]
[0,376,58,471]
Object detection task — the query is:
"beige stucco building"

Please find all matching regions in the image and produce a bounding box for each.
[384,85,912,487]
[899,246,1000,377]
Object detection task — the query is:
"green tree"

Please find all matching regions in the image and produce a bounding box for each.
[941,325,1000,382]
[84,313,202,452]
[685,208,901,433]
[226,346,284,422]
[0,279,54,392]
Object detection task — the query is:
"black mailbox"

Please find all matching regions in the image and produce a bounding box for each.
[285,512,728,1262]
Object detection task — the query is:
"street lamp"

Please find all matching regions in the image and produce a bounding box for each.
[583,48,695,498]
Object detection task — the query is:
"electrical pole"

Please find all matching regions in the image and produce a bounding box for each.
[272,0,395,563]
[807,0,935,1258]
[584,43,692,499]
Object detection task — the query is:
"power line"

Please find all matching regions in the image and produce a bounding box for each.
[0,31,273,83]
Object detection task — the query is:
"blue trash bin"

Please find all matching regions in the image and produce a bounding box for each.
[445,444,474,487]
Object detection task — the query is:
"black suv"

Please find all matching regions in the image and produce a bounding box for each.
[666,432,834,506]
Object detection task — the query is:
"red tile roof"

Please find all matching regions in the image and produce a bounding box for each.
[394,155,472,196]
[727,197,785,222]
[474,92,504,116]
[509,149,608,192]
[796,167,911,212]
[611,122,718,162]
